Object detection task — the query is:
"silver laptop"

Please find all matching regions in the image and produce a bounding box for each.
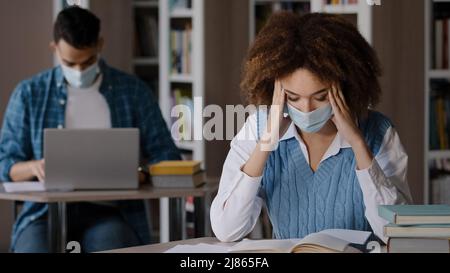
[44,128,139,191]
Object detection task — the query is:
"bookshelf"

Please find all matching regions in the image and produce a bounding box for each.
[133,0,160,99]
[425,0,450,205]
[159,0,205,164]
[158,0,205,242]
[250,0,372,44]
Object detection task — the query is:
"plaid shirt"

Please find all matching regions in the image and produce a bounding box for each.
[0,60,181,250]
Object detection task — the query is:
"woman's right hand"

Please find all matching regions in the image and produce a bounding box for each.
[260,80,291,151]
[243,80,291,177]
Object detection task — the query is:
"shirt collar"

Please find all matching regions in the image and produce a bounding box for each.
[280,121,352,161]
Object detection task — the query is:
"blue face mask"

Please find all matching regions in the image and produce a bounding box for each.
[286,103,333,133]
[61,61,99,89]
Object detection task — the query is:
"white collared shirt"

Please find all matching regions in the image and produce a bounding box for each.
[210,113,413,243]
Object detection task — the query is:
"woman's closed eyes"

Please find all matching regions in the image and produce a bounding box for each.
[315,94,328,102]
[287,94,328,103]
[284,87,330,103]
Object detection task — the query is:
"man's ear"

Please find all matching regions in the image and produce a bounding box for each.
[97,37,104,52]
[49,41,57,52]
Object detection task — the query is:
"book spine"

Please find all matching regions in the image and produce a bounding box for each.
[378,206,396,224]
[385,228,450,238]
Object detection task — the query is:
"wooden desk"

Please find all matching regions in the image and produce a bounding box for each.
[0,182,218,253]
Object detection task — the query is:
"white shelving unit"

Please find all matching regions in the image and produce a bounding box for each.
[312,0,372,44]
[53,0,90,19]
[159,0,205,164]
[424,0,450,204]
[159,0,205,243]
[250,0,372,44]
[133,57,159,66]
[170,8,194,18]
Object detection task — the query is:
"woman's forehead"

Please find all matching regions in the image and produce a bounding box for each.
[281,69,329,96]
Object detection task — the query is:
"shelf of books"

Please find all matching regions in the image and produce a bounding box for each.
[159,0,204,164]
[425,0,450,205]
[250,0,372,44]
[133,0,160,100]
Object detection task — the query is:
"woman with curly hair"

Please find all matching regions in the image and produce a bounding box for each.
[210,12,412,243]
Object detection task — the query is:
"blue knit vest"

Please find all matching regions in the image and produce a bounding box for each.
[257,110,392,239]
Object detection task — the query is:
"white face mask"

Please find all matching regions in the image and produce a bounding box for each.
[61,61,99,89]
[286,103,334,133]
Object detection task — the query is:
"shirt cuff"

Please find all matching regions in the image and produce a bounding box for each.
[355,162,372,186]
[0,158,16,182]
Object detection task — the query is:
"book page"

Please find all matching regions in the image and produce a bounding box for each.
[319,229,372,245]
[165,243,230,253]
[298,233,349,252]
[229,239,302,253]
[228,229,371,253]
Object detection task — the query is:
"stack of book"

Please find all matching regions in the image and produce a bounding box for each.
[149,160,205,188]
[378,205,450,253]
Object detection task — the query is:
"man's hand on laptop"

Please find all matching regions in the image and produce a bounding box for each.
[29,159,45,182]
[10,159,45,182]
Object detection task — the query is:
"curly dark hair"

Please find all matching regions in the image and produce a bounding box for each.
[241,12,382,118]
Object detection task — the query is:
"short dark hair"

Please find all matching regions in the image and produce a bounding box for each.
[53,6,101,49]
[241,12,382,118]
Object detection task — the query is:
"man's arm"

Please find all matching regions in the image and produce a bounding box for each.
[0,82,38,182]
[136,82,181,163]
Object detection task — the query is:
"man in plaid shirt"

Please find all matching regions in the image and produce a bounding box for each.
[0,6,180,252]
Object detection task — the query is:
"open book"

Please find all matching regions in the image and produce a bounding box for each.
[228,229,371,253]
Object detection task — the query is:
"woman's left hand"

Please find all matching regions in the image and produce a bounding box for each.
[328,85,364,147]
[329,85,374,170]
